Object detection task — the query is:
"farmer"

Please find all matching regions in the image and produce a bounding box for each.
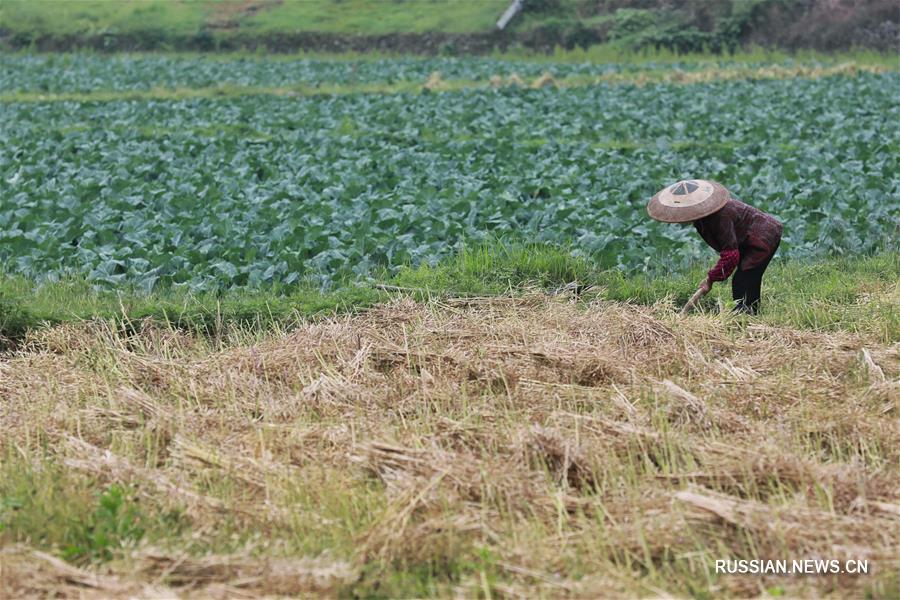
[647,179,783,314]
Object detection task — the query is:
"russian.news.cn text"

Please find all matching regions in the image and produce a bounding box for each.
[716,559,869,575]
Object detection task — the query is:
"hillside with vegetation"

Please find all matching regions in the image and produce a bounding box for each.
[1,0,897,53]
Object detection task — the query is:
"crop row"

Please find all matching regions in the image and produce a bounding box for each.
[0,54,861,93]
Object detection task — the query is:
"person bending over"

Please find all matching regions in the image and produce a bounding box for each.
[647,179,783,314]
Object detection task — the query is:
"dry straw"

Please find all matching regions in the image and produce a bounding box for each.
[1,296,897,597]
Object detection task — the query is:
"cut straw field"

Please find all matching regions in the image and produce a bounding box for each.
[2,294,898,597]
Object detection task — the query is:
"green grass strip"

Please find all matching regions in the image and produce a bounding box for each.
[2,245,897,345]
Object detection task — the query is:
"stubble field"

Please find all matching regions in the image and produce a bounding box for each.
[2,293,899,597]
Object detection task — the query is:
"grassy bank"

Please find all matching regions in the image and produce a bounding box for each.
[3,246,897,345]
[2,0,509,53]
[0,0,508,37]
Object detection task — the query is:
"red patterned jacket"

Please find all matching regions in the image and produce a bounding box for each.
[694,198,783,282]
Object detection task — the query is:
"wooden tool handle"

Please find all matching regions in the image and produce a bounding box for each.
[680,286,708,316]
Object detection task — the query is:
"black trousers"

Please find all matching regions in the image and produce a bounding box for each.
[732,254,774,314]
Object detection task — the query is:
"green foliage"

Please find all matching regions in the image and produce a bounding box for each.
[1,56,897,291]
[608,1,784,54]
[61,485,146,563]
[0,289,31,340]
[608,8,659,41]
[392,242,602,295]
[527,0,565,13]
[0,460,168,564]
[607,7,697,52]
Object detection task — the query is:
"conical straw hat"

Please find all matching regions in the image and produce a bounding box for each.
[647,179,730,223]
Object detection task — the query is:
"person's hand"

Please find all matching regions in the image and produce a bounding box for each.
[698,278,712,295]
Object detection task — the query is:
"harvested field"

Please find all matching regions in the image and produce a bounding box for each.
[1,295,898,597]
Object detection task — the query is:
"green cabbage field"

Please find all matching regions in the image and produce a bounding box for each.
[1,56,897,290]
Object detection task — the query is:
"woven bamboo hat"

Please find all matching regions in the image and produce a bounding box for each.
[647,179,730,223]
